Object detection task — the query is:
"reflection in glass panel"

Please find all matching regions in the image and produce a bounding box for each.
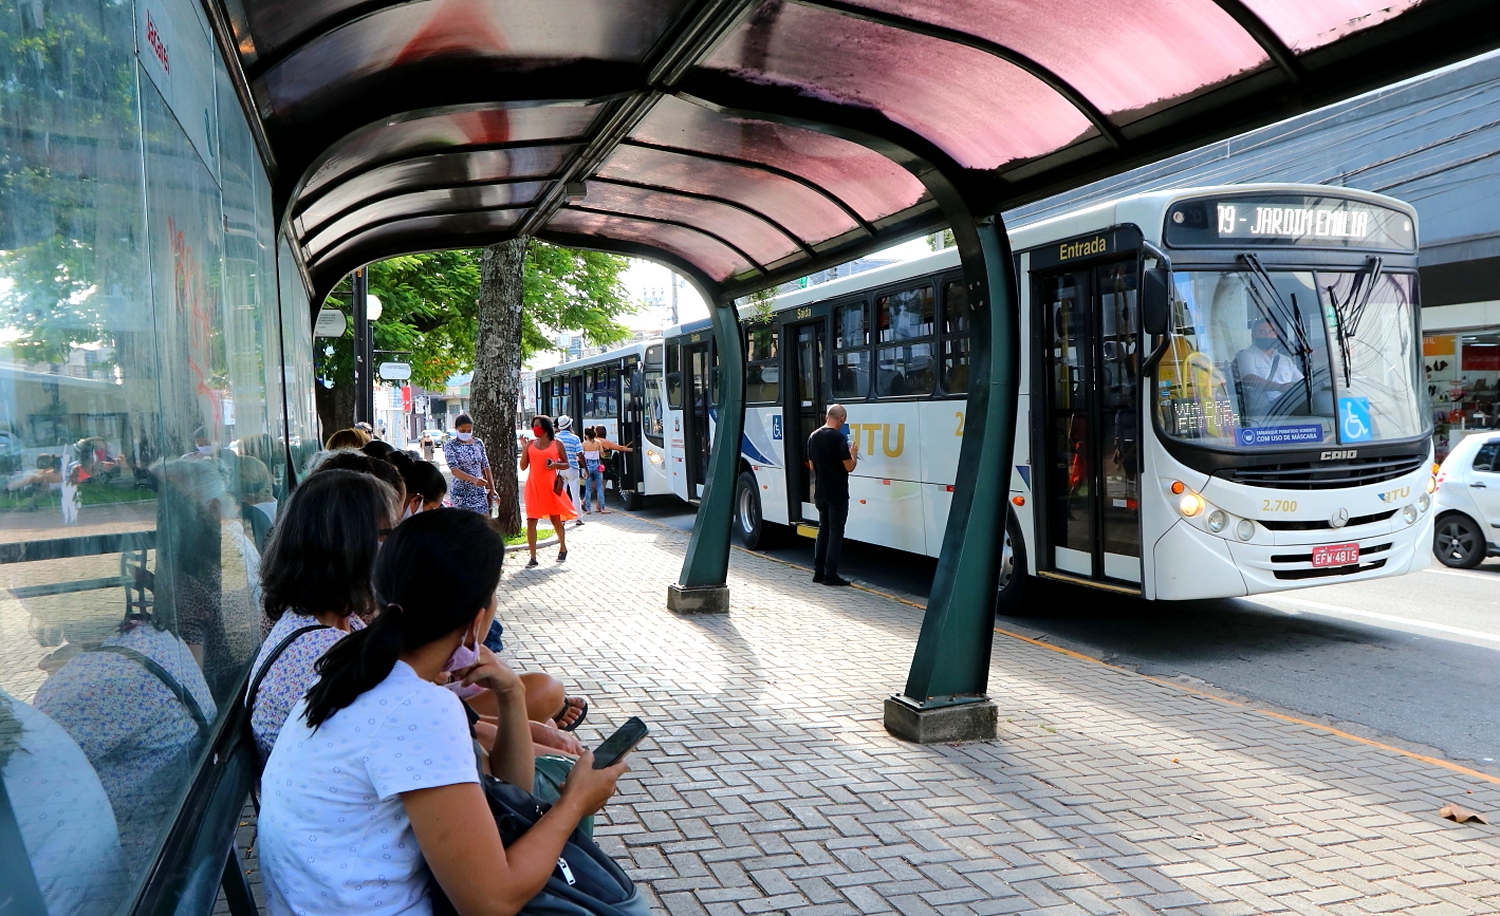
[834,351,869,400]
[943,280,970,335]
[834,302,867,349]
[942,338,969,394]
[877,286,934,342]
[1,3,309,908]
[876,344,935,397]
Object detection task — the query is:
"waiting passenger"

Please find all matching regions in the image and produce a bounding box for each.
[257,509,626,916]
[248,470,398,760]
[34,608,216,872]
[1,689,130,915]
[324,426,370,450]
[394,454,449,517]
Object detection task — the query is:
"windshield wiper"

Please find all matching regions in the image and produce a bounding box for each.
[1323,257,1384,387]
[1238,254,1315,412]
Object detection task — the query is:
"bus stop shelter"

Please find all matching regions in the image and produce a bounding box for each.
[232,0,1499,739]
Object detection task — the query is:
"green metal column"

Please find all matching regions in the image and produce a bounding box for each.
[900,216,1020,705]
[678,298,745,588]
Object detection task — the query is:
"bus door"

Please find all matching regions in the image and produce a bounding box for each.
[783,318,826,524]
[684,340,713,498]
[619,356,643,492]
[1037,261,1143,586]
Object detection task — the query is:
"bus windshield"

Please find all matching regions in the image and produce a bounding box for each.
[1155,266,1424,450]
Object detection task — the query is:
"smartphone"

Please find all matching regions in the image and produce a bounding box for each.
[592,716,648,768]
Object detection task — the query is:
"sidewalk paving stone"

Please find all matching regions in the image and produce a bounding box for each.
[222,507,1500,914]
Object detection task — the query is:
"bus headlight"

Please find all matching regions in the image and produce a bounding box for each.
[1402,505,1419,525]
[1426,476,1437,494]
[1178,492,1205,518]
[1419,493,1431,512]
[1236,519,1255,541]
[647,450,663,465]
[1207,509,1228,533]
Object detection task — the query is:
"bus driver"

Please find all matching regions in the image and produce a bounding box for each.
[1234,318,1304,415]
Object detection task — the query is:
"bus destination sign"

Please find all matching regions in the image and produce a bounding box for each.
[1164,195,1415,252]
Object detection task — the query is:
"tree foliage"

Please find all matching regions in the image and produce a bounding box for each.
[314,243,635,437]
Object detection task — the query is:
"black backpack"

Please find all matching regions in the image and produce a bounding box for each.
[429,776,649,916]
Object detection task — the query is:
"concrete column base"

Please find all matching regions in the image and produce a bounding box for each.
[667,583,730,615]
[884,696,997,743]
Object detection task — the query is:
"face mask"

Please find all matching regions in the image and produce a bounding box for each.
[196,445,214,454]
[442,623,479,673]
[455,431,474,441]
[1253,336,1278,350]
[532,425,544,437]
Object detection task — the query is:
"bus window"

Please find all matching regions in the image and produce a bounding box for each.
[942,280,969,394]
[644,370,666,445]
[746,324,779,402]
[833,300,868,399]
[666,345,683,409]
[876,285,935,397]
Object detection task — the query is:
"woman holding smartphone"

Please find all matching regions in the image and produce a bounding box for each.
[258,510,625,916]
[517,415,576,567]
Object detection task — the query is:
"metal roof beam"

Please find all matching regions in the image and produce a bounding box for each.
[513,0,762,239]
[564,204,769,276]
[590,176,818,257]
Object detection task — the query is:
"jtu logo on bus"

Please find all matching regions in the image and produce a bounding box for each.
[847,423,906,457]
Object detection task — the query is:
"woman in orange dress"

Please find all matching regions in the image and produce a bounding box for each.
[518,414,576,567]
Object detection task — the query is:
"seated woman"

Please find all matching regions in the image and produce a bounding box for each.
[249,469,398,759]
[395,454,449,516]
[258,509,626,916]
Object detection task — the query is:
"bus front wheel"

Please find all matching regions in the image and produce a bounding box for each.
[735,471,778,549]
[995,512,1030,616]
[621,489,644,511]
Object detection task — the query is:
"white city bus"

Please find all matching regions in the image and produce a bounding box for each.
[661,184,1435,609]
[534,340,673,509]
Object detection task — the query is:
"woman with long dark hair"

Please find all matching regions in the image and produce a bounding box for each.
[258,510,624,916]
[247,470,398,759]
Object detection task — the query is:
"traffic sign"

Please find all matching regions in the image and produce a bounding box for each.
[314,309,347,337]
[379,361,412,380]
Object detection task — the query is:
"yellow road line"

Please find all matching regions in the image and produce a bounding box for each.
[618,508,1500,786]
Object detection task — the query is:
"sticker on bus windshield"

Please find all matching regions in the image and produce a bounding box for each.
[1235,425,1324,447]
[1339,397,1373,443]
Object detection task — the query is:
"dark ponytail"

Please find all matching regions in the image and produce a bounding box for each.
[303,509,505,728]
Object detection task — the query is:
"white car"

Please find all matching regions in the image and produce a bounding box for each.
[1432,431,1500,568]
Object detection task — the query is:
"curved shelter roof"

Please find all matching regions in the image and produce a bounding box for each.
[220,0,1500,301]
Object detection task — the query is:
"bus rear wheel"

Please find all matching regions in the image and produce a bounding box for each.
[995,511,1030,616]
[735,471,778,549]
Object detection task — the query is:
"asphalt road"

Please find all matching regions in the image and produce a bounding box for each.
[621,495,1500,771]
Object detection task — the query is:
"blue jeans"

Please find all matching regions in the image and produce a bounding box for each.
[584,464,605,510]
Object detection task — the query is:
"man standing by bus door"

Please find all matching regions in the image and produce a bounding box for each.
[808,403,859,586]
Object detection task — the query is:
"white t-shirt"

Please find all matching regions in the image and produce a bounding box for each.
[1234,345,1304,391]
[258,661,479,916]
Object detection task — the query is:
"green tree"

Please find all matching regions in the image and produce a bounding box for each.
[468,239,633,535]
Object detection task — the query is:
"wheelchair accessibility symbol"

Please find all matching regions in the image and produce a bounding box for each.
[1339,397,1372,443]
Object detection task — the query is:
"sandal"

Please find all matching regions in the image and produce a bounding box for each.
[557,549,568,563]
[553,697,589,731]
[525,557,539,568]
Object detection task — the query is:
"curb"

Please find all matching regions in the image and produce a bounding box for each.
[504,536,559,553]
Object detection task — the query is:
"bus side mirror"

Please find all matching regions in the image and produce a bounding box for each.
[1142,267,1170,336]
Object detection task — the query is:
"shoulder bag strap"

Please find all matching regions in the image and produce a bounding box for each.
[90,645,211,738]
[245,624,331,713]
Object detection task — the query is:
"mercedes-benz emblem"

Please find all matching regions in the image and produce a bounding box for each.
[1330,508,1349,528]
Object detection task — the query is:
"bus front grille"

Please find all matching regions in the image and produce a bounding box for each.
[1218,454,1425,490]
[1259,509,1397,531]
[1269,542,1391,580]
